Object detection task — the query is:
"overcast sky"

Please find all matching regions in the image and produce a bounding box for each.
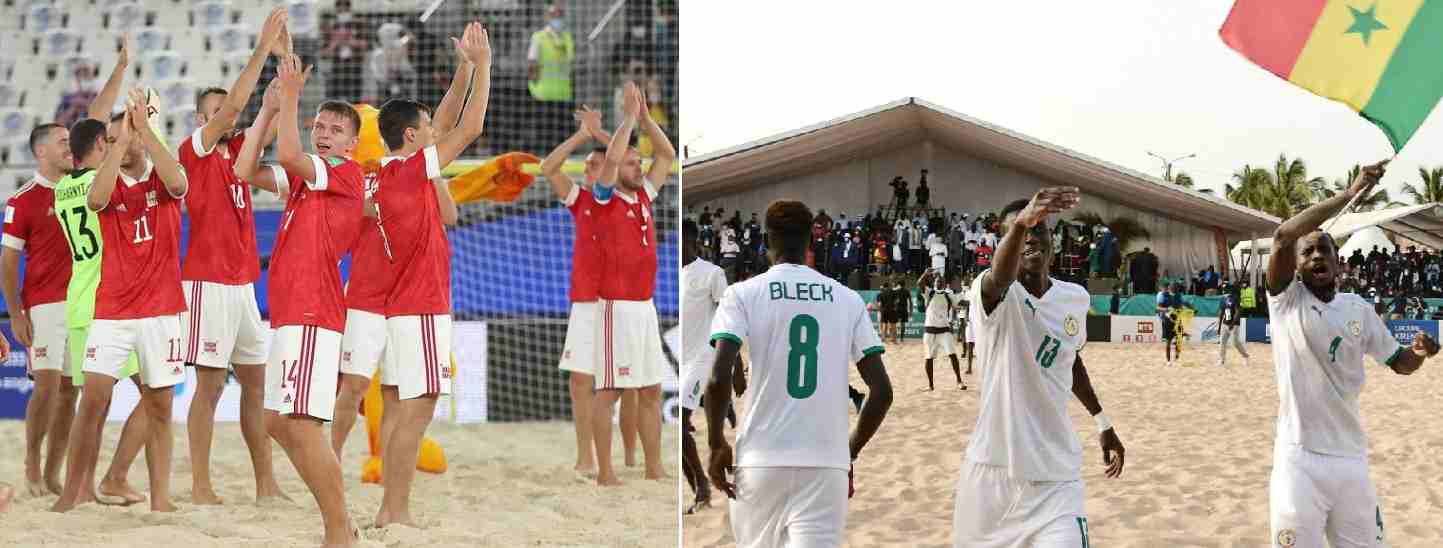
[680,1,1443,201]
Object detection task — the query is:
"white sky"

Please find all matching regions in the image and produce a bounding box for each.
[680,1,1443,201]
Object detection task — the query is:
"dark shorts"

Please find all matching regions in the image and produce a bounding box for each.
[1160,317,1177,340]
[882,312,899,324]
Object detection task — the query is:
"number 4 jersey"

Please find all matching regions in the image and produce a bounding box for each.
[964,272,1090,481]
[709,263,884,471]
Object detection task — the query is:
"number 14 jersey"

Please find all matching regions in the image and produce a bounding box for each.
[709,263,884,471]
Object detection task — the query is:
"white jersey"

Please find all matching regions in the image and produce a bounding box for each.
[679,258,729,410]
[1267,279,1402,457]
[711,263,884,471]
[923,288,957,328]
[964,272,1090,481]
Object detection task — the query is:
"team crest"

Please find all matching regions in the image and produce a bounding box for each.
[562,349,572,359]
[146,190,158,208]
[1349,320,1362,337]
[441,366,451,379]
[619,366,631,376]
[1277,528,1296,547]
[203,341,218,354]
[33,347,46,359]
[342,351,352,363]
[85,347,96,359]
[1063,315,1079,337]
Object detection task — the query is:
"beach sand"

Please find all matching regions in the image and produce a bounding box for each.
[1,420,678,547]
[682,340,1443,547]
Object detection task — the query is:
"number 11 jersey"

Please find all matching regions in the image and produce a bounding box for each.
[710,263,884,471]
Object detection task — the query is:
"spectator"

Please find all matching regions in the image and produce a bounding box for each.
[54,59,102,128]
[1388,292,1407,320]
[915,169,930,209]
[927,229,947,274]
[366,23,418,102]
[720,224,739,273]
[1131,247,1159,293]
[529,4,576,150]
[320,0,367,102]
[890,176,910,209]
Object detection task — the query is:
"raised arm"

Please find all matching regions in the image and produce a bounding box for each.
[1390,332,1438,375]
[635,87,675,190]
[129,91,187,197]
[88,110,133,211]
[980,187,1079,313]
[273,55,315,182]
[541,109,599,200]
[434,22,492,169]
[88,36,130,122]
[1071,355,1124,478]
[234,81,282,193]
[431,50,473,137]
[1269,160,1386,296]
[199,8,288,152]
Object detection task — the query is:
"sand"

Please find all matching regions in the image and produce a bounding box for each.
[682,341,1443,547]
[1,420,678,547]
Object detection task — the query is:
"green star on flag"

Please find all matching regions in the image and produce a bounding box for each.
[1346,4,1388,45]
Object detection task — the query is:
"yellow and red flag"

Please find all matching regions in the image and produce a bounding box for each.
[1221,0,1443,151]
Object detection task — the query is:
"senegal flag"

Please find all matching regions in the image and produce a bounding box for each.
[1221,1,1443,151]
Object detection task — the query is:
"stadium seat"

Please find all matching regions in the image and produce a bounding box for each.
[219,49,252,80]
[286,0,318,36]
[39,29,82,57]
[210,24,256,55]
[4,141,35,166]
[0,109,34,144]
[156,78,194,113]
[135,28,171,52]
[191,1,236,30]
[166,105,198,144]
[141,51,186,80]
[23,3,61,32]
[0,82,20,108]
[105,1,146,30]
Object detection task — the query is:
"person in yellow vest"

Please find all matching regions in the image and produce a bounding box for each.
[1240,280,1257,315]
[528,4,575,148]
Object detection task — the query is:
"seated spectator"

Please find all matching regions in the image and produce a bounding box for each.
[54,60,102,129]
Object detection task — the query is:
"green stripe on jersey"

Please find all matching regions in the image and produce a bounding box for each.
[54,170,103,329]
[861,345,886,357]
[710,333,742,347]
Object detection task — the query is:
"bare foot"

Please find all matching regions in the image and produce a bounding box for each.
[44,475,63,496]
[151,499,178,512]
[74,489,97,505]
[191,487,224,505]
[573,460,596,475]
[26,479,49,497]
[256,481,292,504]
[645,468,671,481]
[99,478,147,505]
[596,474,623,487]
[0,484,14,513]
[321,528,360,548]
[50,497,76,513]
[256,491,293,505]
[374,511,416,529]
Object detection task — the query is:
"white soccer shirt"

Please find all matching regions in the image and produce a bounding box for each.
[710,263,885,471]
[964,272,1090,481]
[923,289,955,328]
[679,257,728,410]
[1268,279,1402,457]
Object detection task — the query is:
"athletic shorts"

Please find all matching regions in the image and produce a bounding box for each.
[340,308,387,379]
[678,361,713,411]
[82,316,185,389]
[1270,444,1387,548]
[26,302,68,377]
[558,301,599,375]
[68,326,138,386]
[924,331,956,359]
[595,299,664,390]
[380,314,453,400]
[182,281,268,368]
[264,325,341,421]
[952,461,1089,548]
[1161,317,1177,340]
[731,467,848,548]
[882,311,898,324]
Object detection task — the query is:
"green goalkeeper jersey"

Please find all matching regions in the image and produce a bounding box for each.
[53,169,103,329]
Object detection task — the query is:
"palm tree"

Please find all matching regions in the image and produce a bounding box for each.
[1226,164,1269,211]
[1225,155,1324,218]
[1312,164,1404,212]
[1404,167,1443,205]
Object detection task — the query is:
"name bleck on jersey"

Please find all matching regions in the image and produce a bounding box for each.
[769,281,834,302]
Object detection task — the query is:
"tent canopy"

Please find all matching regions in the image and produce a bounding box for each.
[1232,203,1443,255]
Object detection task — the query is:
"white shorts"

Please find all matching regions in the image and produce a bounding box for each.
[558,301,599,375]
[932,255,946,271]
[264,325,341,421]
[181,281,269,368]
[26,302,69,377]
[677,361,712,411]
[1270,444,1387,548]
[380,314,453,400]
[340,308,387,379]
[731,467,848,548]
[953,461,1088,548]
[596,299,664,390]
[966,322,976,343]
[82,315,185,389]
[924,331,957,359]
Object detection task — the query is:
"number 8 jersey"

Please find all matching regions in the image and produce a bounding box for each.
[964,272,1090,481]
[709,263,884,471]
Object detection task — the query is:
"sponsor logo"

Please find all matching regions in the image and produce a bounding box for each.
[1349,320,1362,337]
[1137,322,1153,334]
[619,366,631,376]
[1063,315,1079,337]
[441,366,451,379]
[1277,528,1295,547]
[32,347,46,359]
[203,341,218,354]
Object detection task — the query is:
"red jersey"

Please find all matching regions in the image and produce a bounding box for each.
[563,183,602,302]
[2,174,71,308]
[374,146,450,317]
[178,130,260,284]
[94,165,186,319]
[267,155,366,332]
[596,181,659,301]
[345,173,392,315]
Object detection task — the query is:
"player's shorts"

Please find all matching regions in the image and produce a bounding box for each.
[264,325,342,421]
[340,308,387,379]
[924,331,957,359]
[678,361,712,411]
[558,301,599,375]
[952,460,1089,548]
[1270,443,1386,548]
[1160,317,1177,340]
[380,314,453,400]
[182,281,269,368]
[68,326,138,386]
[82,316,185,389]
[966,321,976,343]
[731,467,848,548]
[25,302,69,377]
[596,299,665,390]
[881,311,899,324]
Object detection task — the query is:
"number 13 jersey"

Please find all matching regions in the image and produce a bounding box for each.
[964,272,1090,481]
[709,263,884,471]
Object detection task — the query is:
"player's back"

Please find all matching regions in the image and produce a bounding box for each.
[715,263,883,471]
[375,148,450,316]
